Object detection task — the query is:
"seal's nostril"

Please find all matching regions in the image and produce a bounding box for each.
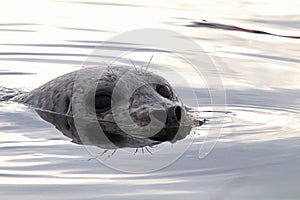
[175,106,182,122]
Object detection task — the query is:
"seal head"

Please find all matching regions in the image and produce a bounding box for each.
[12,66,192,148]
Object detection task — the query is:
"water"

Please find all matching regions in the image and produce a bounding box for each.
[0,0,300,199]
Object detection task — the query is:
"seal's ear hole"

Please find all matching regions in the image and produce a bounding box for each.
[95,94,111,113]
[156,85,173,99]
[65,97,70,114]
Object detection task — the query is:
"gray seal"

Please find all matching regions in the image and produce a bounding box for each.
[12,66,194,148]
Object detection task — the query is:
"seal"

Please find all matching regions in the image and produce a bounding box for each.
[12,66,193,148]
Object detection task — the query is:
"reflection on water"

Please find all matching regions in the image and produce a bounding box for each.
[0,0,300,199]
[187,20,300,39]
[34,109,190,149]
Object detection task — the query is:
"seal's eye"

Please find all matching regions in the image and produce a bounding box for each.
[157,85,172,99]
[95,94,111,112]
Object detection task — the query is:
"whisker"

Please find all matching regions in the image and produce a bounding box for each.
[145,55,154,72]
[145,147,152,154]
[134,148,138,155]
[129,58,137,71]
[107,65,116,77]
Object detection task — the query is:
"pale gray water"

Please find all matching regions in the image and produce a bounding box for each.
[0,0,300,199]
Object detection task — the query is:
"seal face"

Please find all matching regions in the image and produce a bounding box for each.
[12,66,192,148]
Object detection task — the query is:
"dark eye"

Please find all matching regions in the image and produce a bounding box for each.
[157,85,172,99]
[95,94,111,112]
